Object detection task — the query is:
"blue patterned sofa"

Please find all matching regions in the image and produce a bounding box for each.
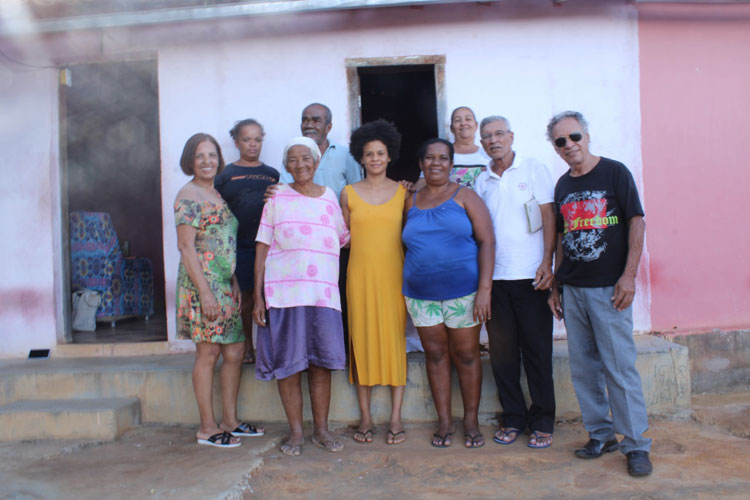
[70,211,154,327]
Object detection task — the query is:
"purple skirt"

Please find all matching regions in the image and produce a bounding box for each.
[255,306,346,381]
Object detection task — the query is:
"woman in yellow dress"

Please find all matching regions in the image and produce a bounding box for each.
[341,119,409,445]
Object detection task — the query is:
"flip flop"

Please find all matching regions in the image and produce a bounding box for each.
[493,427,521,445]
[353,429,374,443]
[312,434,344,453]
[197,431,241,448]
[386,430,406,445]
[431,432,453,448]
[280,438,304,456]
[229,422,264,437]
[465,433,485,448]
[527,431,553,449]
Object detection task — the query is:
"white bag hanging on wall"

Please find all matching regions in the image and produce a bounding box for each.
[72,289,101,332]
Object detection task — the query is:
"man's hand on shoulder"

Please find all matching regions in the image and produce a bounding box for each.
[263,183,281,203]
[612,273,636,311]
[398,180,416,192]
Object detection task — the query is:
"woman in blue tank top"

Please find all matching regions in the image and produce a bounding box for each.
[402,138,495,449]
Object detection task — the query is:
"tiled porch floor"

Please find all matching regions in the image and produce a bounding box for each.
[72,312,167,344]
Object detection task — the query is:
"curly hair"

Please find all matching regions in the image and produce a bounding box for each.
[349,119,402,164]
[179,133,225,176]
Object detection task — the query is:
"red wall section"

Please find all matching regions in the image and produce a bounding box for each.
[639,4,750,331]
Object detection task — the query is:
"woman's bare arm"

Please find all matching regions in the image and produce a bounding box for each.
[252,242,270,326]
[461,189,496,323]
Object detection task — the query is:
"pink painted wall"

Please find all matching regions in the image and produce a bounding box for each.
[638,4,750,332]
[0,63,62,357]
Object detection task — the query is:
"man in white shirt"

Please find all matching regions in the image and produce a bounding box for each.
[473,116,557,449]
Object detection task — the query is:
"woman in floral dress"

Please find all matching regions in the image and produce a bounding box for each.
[175,132,264,448]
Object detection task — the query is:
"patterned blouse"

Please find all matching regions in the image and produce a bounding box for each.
[256,184,350,311]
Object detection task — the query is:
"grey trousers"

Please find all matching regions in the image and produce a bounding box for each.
[562,285,652,454]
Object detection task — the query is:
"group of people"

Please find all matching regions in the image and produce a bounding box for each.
[173,102,653,478]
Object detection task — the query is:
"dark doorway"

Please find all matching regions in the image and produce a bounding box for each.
[64,59,166,343]
[358,65,438,182]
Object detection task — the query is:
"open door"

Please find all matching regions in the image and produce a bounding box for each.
[347,56,446,182]
[62,59,166,343]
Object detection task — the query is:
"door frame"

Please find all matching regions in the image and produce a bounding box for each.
[345,55,447,137]
[57,68,73,344]
[56,56,163,345]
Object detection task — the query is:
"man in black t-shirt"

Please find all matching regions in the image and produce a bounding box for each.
[547,111,652,478]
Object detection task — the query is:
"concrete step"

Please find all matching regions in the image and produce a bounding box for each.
[54,341,171,358]
[0,397,141,441]
[664,329,750,393]
[0,335,689,427]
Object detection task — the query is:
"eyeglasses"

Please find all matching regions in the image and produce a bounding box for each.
[554,132,583,148]
[480,130,510,141]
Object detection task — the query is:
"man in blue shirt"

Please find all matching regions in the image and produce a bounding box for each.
[279,103,362,198]
[273,103,362,352]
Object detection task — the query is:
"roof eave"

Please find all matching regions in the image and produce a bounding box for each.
[0,0,496,37]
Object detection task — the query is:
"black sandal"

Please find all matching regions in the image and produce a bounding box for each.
[197,431,241,448]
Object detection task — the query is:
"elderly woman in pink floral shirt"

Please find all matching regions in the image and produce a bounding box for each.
[253,136,350,457]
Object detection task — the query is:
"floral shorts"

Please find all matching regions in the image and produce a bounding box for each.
[404,292,478,329]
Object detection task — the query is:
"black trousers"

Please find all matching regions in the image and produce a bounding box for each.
[486,279,555,433]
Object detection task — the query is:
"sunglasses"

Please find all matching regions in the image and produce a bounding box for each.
[554,132,583,148]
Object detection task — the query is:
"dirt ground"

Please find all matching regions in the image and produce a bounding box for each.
[1,392,748,500]
[248,391,750,499]
[248,413,750,499]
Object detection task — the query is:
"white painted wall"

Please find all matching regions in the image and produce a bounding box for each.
[158,2,649,343]
[0,63,61,357]
[0,0,650,356]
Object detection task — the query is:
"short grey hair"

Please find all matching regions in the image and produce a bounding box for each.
[302,102,332,124]
[479,115,512,135]
[282,136,321,167]
[546,111,589,142]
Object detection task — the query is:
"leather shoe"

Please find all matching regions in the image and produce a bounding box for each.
[626,450,653,477]
[574,438,619,459]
